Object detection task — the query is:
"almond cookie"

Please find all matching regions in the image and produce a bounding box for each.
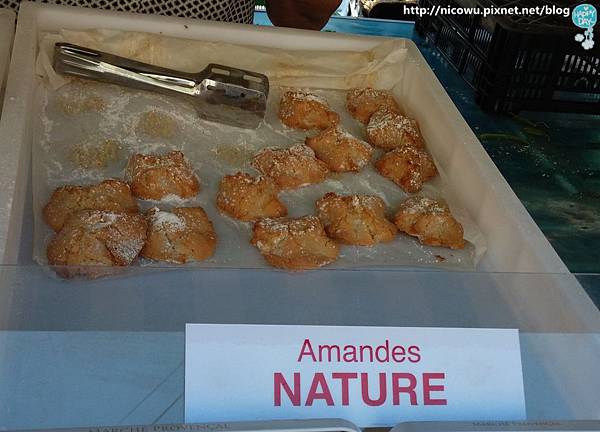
[141,207,217,264]
[279,90,340,130]
[251,216,340,270]
[47,210,147,278]
[252,144,329,189]
[366,108,425,150]
[126,151,200,200]
[375,146,438,193]
[305,126,373,173]
[346,88,401,124]
[394,196,465,250]
[216,172,287,222]
[43,179,139,232]
[316,192,397,246]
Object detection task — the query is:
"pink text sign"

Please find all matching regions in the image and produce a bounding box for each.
[185,324,525,427]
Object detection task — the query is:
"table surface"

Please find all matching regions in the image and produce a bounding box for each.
[254,12,600,304]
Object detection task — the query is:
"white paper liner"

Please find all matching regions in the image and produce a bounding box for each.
[32,29,487,272]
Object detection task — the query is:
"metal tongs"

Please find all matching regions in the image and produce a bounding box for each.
[53,42,269,129]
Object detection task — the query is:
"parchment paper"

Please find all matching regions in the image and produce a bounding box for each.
[33,29,486,271]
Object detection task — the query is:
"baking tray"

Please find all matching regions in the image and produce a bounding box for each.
[0,3,596,296]
[0,9,16,117]
[1,0,598,320]
[0,1,597,319]
[0,2,574,274]
[0,0,596,326]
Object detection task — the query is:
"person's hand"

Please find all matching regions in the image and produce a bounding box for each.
[266,0,342,30]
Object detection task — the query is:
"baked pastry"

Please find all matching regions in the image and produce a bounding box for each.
[279,90,340,130]
[43,179,139,232]
[375,146,438,193]
[366,108,425,150]
[305,126,373,173]
[393,196,465,250]
[251,216,340,270]
[47,210,147,278]
[316,193,397,246]
[141,207,217,264]
[252,144,329,189]
[126,151,200,200]
[346,88,401,124]
[216,172,287,221]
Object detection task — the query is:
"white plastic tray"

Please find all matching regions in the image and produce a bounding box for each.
[0,3,598,328]
[0,9,16,117]
[0,2,573,273]
[0,2,600,329]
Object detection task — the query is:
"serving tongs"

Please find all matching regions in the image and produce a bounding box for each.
[53,42,269,129]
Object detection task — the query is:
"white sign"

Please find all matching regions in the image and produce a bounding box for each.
[185,324,525,427]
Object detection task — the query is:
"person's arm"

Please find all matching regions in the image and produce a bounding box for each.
[265,0,342,30]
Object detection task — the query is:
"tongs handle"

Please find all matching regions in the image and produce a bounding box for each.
[54,43,199,97]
